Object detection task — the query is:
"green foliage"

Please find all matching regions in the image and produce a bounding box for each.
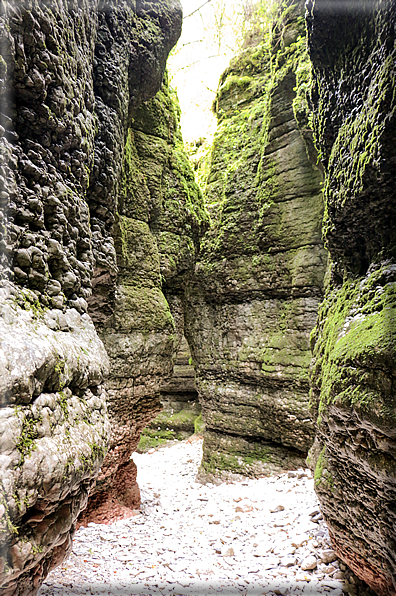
[15,408,41,467]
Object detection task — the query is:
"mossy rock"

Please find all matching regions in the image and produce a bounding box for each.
[311,263,396,425]
[148,408,200,434]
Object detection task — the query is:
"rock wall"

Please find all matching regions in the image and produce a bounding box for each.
[80,72,207,524]
[142,336,200,446]
[185,0,327,483]
[306,2,396,595]
[0,0,186,593]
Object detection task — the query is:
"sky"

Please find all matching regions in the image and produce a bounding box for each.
[168,0,248,143]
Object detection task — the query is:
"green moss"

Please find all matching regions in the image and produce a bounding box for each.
[116,216,160,283]
[319,50,395,267]
[194,413,205,435]
[149,408,198,433]
[17,288,48,319]
[1,481,19,536]
[200,3,316,264]
[201,449,270,476]
[118,73,209,293]
[89,441,106,461]
[311,264,396,422]
[314,446,334,490]
[15,408,41,467]
[114,284,174,333]
[120,129,150,222]
[201,431,272,476]
[137,434,169,452]
[58,390,68,419]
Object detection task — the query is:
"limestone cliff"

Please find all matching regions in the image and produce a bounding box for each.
[0,0,184,593]
[306,1,396,595]
[185,0,327,482]
[80,73,207,524]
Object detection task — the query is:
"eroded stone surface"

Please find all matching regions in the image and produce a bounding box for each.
[306,1,396,594]
[0,0,187,592]
[81,71,207,521]
[185,1,327,481]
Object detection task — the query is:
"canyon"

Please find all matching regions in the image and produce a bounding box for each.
[0,0,395,595]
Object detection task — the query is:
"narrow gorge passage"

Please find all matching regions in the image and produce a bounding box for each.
[39,438,357,596]
[1,1,395,594]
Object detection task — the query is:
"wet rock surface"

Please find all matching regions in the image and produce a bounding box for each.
[185,1,327,481]
[39,438,373,596]
[306,1,396,594]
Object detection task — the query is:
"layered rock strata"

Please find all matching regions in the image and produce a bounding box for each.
[141,336,200,446]
[0,0,191,592]
[80,73,207,524]
[306,2,396,595]
[185,0,327,482]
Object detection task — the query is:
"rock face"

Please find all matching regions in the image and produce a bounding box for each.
[184,0,327,483]
[80,72,206,524]
[138,336,200,451]
[306,2,396,595]
[160,336,199,422]
[0,0,187,593]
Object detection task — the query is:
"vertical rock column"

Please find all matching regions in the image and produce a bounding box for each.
[306,1,396,594]
[185,0,327,483]
[81,70,207,523]
[0,0,193,591]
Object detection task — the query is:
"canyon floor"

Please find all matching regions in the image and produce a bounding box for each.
[38,438,358,596]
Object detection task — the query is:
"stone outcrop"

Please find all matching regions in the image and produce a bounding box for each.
[306,2,396,595]
[80,72,207,524]
[184,0,327,483]
[0,0,189,593]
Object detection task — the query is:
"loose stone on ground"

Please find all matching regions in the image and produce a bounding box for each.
[39,438,352,595]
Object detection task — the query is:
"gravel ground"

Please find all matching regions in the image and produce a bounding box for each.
[39,437,358,596]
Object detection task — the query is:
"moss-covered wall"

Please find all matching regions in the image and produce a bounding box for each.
[306,1,396,594]
[80,72,208,523]
[184,0,327,483]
